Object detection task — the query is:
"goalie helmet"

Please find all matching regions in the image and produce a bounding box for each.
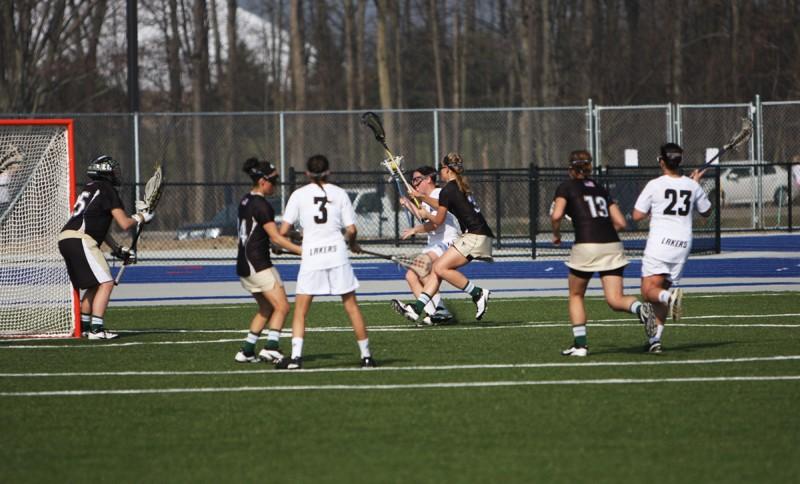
[87,155,122,186]
[568,150,593,177]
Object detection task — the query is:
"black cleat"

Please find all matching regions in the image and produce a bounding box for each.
[275,357,303,370]
[360,357,378,368]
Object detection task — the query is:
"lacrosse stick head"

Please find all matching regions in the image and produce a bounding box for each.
[409,253,433,278]
[723,117,753,152]
[361,111,386,144]
[381,155,404,172]
[143,166,163,212]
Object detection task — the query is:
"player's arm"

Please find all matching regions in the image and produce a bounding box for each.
[111,207,142,231]
[344,224,361,253]
[608,202,627,231]
[631,184,652,222]
[401,218,437,240]
[265,221,301,255]
[550,196,567,245]
[408,187,439,209]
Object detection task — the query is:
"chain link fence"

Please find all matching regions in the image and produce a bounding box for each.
[5,100,799,261]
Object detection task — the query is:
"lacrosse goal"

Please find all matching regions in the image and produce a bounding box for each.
[0,119,78,337]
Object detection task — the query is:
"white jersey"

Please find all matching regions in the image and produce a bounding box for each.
[282,182,356,273]
[634,174,711,263]
[425,188,460,246]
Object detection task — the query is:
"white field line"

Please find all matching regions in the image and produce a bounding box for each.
[1,312,799,347]
[2,375,799,397]
[106,292,800,311]
[1,355,799,378]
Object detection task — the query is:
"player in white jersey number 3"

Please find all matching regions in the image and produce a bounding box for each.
[632,143,712,353]
[277,155,376,369]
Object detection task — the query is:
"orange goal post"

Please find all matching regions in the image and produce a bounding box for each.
[0,119,79,338]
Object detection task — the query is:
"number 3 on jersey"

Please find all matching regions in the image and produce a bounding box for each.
[582,195,608,218]
[313,197,328,224]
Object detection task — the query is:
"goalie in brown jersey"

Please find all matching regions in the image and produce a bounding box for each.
[58,155,154,339]
[551,150,654,356]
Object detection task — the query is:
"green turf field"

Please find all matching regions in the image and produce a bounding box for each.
[2,292,799,483]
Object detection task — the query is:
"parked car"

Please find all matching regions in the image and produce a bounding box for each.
[175,196,282,240]
[175,189,410,240]
[706,162,790,206]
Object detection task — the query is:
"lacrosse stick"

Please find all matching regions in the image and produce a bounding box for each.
[702,117,754,168]
[358,248,432,278]
[115,165,163,284]
[360,112,422,223]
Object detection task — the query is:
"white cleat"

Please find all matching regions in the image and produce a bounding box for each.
[390,299,420,322]
[258,348,284,363]
[474,289,490,320]
[561,346,588,357]
[234,350,260,363]
[668,288,684,323]
[639,302,658,338]
[87,330,118,340]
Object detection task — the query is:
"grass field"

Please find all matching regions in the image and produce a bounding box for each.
[2,292,799,483]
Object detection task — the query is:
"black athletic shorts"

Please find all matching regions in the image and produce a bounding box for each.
[569,265,626,280]
[58,237,111,289]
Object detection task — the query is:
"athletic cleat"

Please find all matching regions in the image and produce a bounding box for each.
[417,316,435,327]
[646,341,663,354]
[258,348,284,362]
[390,299,420,322]
[668,288,683,323]
[87,329,118,340]
[360,356,378,368]
[473,289,490,320]
[275,357,303,370]
[561,345,588,357]
[433,307,454,320]
[234,350,260,363]
[639,302,658,339]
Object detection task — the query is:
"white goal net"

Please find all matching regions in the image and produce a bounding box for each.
[0,120,77,337]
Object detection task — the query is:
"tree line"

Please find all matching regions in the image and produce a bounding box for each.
[1,0,799,114]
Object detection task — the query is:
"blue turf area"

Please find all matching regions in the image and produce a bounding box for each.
[114,256,800,284]
[111,233,799,284]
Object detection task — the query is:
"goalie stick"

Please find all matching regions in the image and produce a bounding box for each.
[701,117,753,168]
[114,165,163,284]
[358,248,432,278]
[360,112,422,223]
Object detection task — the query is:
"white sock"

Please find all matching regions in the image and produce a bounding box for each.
[572,325,587,338]
[658,290,671,304]
[245,331,259,345]
[357,338,371,358]
[649,325,665,344]
[266,330,281,343]
[463,281,476,295]
[432,293,444,309]
[291,337,304,359]
[629,301,642,315]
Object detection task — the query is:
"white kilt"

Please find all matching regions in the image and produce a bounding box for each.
[296,263,359,296]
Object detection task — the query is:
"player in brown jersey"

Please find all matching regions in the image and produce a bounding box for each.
[234,158,301,364]
[391,152,493,323]
[551,150,654,357]
[58,155,154,339]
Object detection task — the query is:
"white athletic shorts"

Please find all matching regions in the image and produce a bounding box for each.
[423,240,451,258]
[641,255,685,284]
[296,263,359,296]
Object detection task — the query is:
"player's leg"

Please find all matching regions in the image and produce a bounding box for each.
[87,281,115,338]
[341,291,376,367]
[562,269,590,356]
[433,246,489,320]
[599,268,641,314]
[640,274,669,353]
[235,292,272,363]
[425,249,452,321]
[60,236,117,339]
[258,284,291,362]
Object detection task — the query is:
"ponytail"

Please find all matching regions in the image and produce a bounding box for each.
[442,152,471,195]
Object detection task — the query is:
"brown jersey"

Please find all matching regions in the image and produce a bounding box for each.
[554,178,620,244]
